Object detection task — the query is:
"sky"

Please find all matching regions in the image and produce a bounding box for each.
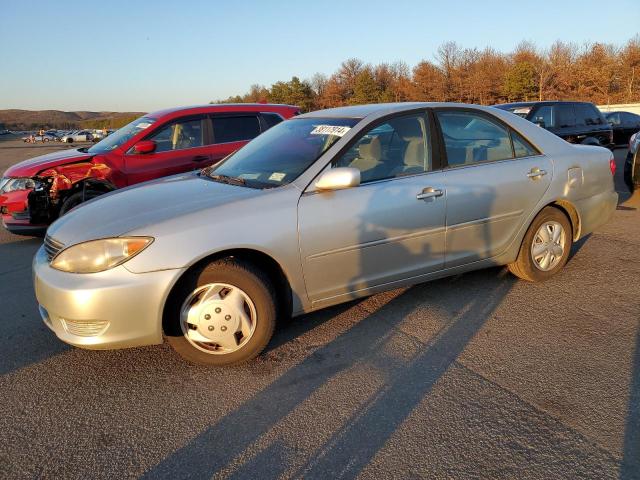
[1,0,638,112]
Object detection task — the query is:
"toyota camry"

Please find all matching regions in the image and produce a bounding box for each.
[33,103,618,365]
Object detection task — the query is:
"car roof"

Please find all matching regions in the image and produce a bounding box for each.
[147,103,300,120]
[494,101,595,109]
[297,102,479,120]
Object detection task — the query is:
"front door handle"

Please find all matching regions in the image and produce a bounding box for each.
[527,168,547,179]
[416,187,443,200]
[192,155,209,162]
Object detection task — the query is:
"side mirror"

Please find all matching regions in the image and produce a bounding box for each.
[133,140,156,154]
[315,167,360,191]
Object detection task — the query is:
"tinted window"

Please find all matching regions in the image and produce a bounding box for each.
[512,131,538,158]
[332,114,430,183]
[606,112,621,125]
[530,105,554,128]
[213,116,260,143]
[437,111,513,165]
[556,104,576,128]
[621,112,640,124]
[262,113,284,129]
[148,118,204,152]
[575,104,603,126]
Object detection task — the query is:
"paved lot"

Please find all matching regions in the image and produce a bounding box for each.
[0,141,638,479]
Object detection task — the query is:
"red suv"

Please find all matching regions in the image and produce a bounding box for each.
[0,104,299,235]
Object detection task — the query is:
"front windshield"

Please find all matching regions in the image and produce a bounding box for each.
[208,117,359,188]
[88,116,155,154]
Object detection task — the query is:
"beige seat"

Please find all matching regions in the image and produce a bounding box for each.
[390,117,427,176]
[350,137,382,181]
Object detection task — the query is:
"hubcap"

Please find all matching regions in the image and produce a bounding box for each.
[531,221,566,271]
[180,283,257,355]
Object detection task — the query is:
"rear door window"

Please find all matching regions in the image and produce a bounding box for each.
[556,104,576,128]
[511,131,538,158]
[212,115,261,143]
[436,111,513,166]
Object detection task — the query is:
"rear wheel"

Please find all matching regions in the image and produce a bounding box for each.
[165,258,276,366]
[508,206,573,282]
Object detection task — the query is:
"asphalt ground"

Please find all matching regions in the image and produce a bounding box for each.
[0,140,638,479]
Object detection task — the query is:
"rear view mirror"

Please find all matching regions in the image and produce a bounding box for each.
[533,119,546,129]
[315,167,360,191]
[133,140,156,154]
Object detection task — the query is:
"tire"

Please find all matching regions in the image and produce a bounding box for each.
[508,206,573,282]
[66,138,73,143]
[624,150,638,193]
[59,189,102,216]
[164,258,277,366]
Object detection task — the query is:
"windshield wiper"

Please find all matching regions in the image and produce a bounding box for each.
[207,173,246,186]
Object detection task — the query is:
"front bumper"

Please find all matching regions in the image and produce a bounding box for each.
[33,246,184,350]
[0,187,47,236]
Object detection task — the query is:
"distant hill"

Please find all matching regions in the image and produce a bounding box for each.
[0,109,146,130]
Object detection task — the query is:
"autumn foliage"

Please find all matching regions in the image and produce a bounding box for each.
[215,37,640,111]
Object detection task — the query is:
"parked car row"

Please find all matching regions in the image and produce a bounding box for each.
[604,110,640,146]
[21,129,109,143]
[0,101,618,366]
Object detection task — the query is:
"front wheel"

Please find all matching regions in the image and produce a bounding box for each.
[165,258,276,366]
[508,206,573,282]
[59,189,102,216]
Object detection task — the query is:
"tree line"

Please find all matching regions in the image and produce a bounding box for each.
[214,37,640,110]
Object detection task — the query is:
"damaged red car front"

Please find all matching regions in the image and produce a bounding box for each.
[1,104,300,235]
[1,144,123,235]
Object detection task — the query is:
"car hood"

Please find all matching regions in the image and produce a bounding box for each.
[46,173,263,246]
[3,148,95,177]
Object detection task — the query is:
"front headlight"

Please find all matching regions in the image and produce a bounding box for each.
[0,177,36,193]
[50,237,153,273]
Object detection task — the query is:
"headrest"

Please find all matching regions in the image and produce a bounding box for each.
[393,117,424,141]
[359,136,382,160]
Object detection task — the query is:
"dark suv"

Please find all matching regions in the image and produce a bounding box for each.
[494,101,613,149]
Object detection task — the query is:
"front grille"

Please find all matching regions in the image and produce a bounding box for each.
[60,318,109,337]
[43,235,65,261]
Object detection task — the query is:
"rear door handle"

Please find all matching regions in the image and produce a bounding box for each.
[192,155,209,162]
[416,187,443,200]
[527,168,547,179]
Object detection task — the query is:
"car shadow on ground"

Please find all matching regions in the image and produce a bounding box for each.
[142,267,515,478]
[620,299,640,479]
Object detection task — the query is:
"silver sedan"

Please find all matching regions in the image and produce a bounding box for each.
[33,103,618,365]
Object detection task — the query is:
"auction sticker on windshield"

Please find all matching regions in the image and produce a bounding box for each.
[310,125,351,137]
